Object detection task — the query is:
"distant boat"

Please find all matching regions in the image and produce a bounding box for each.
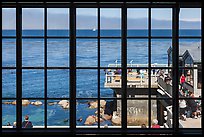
[92,28,96,31]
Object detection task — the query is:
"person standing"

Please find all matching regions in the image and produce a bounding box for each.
[22,115,33,128]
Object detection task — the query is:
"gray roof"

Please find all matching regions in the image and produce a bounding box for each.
[179,42,201,63]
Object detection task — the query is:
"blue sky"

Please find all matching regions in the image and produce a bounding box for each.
[2,8,201,29]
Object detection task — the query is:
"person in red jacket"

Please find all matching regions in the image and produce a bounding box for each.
[151,119,160,128]
[180,73,186,89]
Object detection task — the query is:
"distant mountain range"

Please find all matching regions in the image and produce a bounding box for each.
[2,10,201,29]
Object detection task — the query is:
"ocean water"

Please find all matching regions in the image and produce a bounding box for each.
[2,29,201,126]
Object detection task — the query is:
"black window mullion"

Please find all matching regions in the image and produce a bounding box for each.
[148,7,151,129]
[0,4,2,132]
[97,5,100,129]
[16,5,22,129]
[121,3,127,132]
[172,4,180,135]
[70,3,76,133]
[201,5,203,136]
[44,6,47,129]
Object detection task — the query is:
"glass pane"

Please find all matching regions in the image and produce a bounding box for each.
[47,69,69,98]
[155,69,172,98]
[2,69,16,98]
[127,100,148,128]
[76,8,97,37]
[179,39,201,67]
[100,69,118,98]
[100,39,121,67]
[22,39,44,67]
[76,69,97,98]
[22,8,44,36]
[2,100,16,128]
[2,38,16,67]
[179,8,201,36]
[47,39,69,67]
[151,100,173,128]
[22,100,44,128]
[127,69,149,98]
[2,8,16,36]
[100,8,121,37]
[179,68,201,98]
[47,100,69,128]
[76,39,97,67]
[127,8,148,37]
[151,8,172,36]
[127,39,148,66]
[47,8,69,36]
[76,99,98,128]
[100,99,121,128]
[151,39,171,67]
[22,69,44,98]
[179,99,201,128]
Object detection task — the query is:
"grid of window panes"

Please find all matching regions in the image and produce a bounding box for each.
[1,2,202,135]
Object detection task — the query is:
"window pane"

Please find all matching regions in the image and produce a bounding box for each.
[100,39,121,67]
[101,69,118,98]
[2,69,16,98]
[22,69,44,98]
[179,39,201,67]
[76,8,97,37]
[76,99,98,128]
[2,38,16,67]
[2,100,16,128]
[47,69,69,98]
[127,39,148,66]
[22,100,44,128]
[156,69,172,98]
[47,100,69,128]
[47,39,69,67]
[179,99,201,128]
[151,100,173,128]
[22,39,44,67]
[76,69,97,98]
[2,8,16,36]
[151,39,171,67]
[151,8,172,36]
[127,100,148,128]
[179,8,201,36]
[76,39,97,67]
[127,69,149,98]
[47,8,69,37]
[100,8,121,37]
[22,8,44,36]
[127,8,148,37]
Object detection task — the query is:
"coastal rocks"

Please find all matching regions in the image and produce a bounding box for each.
[48,102,58,106]
[58,100,69,109]
[11,100,16,105]
[88,100,106,109]
[84,115,96,125]
[30,101,43,106]
[22,100,30,106]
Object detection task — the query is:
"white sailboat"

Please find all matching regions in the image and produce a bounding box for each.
[92,28,96,31]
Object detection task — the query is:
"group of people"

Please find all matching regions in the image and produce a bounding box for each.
[7,115,33,128]
[141,119,160,128]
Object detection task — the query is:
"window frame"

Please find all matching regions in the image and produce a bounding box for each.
[1,1,203,135]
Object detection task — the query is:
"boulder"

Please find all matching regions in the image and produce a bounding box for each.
[48,102,58,106]
[88,101,98,109]
[58,100,69,105]
[22,100,30,106]
[100,100,106,108]
[61,103,69,109]
[2,101,12,104]
[84,115,96,125]
[32,101,43,106]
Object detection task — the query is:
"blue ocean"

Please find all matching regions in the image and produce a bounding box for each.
[2,29,201,127]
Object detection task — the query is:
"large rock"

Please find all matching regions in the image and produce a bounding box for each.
[100,100,106,108]
[111,112,121,125]
[88,101,98,109]
[48,102,58,106]
[22,100,30,106]
[11,100,16,105]
[2,101,12,104]
[58,100,69,109]
[31,101,43,106]
[84,115,96,125]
